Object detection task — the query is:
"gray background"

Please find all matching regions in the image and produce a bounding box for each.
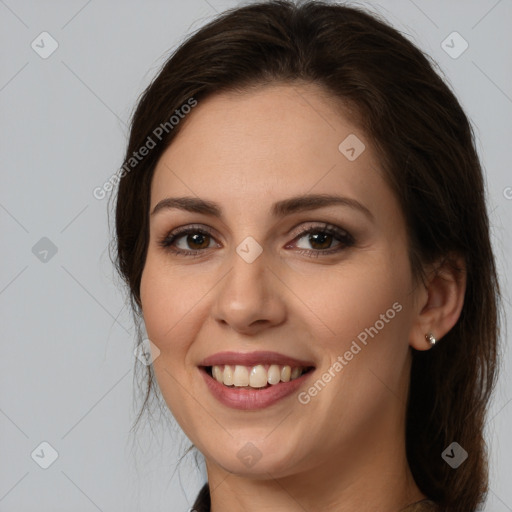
[1,0,511,510]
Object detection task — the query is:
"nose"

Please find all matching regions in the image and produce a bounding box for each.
[211,246,287,335]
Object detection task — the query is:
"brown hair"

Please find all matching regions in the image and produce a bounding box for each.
[110,1,501,510]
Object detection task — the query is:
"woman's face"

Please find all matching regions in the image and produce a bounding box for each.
[140,83,422,478]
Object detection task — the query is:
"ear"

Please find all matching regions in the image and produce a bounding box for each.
[409,254,466,351]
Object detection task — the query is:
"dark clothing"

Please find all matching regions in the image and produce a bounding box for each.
[191,483,210,512]
[191,483,440,511]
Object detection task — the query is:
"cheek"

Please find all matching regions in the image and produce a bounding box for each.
[295,266,412,443]
[301,257,409,344]
[140,254,200,351]
[139,262,195,405]
[304,249,413,398]
[140,259,201,427]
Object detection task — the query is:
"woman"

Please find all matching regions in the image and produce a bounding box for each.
[112,1,501,510]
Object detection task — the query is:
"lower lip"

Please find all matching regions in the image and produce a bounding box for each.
[200,368,314,410]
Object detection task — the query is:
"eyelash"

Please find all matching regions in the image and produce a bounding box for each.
[157,223,355,259]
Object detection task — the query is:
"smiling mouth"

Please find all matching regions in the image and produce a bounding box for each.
[203,364,315,389]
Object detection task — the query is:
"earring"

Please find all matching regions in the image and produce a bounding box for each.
[425,332,437,346]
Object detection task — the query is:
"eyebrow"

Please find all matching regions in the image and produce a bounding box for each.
[150,193,374,221]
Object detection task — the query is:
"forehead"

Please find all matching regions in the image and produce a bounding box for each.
[150,83,391,222]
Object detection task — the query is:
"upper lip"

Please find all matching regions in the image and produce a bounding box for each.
[199,351,315,368]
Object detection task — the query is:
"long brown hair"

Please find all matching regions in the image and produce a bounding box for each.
[110,1,501,510]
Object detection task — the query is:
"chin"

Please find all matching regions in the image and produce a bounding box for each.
[202,435,308,478]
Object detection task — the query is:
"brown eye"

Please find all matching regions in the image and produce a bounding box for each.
[158,226,217,256]
[182,232,212,250]
[304,231,334,250]
[289,223,354,257]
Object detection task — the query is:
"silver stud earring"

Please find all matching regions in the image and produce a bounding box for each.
[425,332,436,346]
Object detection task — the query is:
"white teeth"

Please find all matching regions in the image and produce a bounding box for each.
[249,365,268,388]
[212,366,223,383]
[223,365,234,386]
[281,365,291,382]
[233,365,249,387]
[267,364,281,385]
[210,363,307,388]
